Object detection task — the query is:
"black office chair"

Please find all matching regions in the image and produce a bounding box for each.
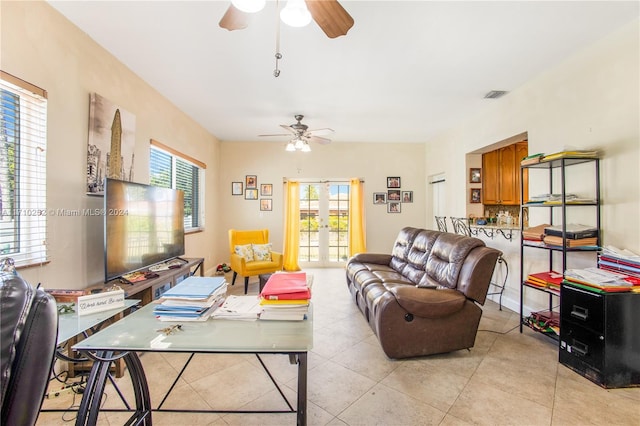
[1,272,58,426]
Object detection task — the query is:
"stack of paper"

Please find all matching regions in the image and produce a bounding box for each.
[564,268,639,293]
[259,272,311,321]
[210,295,262,320]
[154,276,227,321]
[599,246,640,280]
[525,271,563,294]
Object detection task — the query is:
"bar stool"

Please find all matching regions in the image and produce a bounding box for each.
[450,217,472,236]
[435,216,448,232]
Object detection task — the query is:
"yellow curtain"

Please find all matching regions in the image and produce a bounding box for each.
[283,180,301,271]
[348,178,366,256]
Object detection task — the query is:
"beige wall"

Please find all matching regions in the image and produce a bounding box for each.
[218,141,426,257]
[425,18,640,313]
[1,1,222,288]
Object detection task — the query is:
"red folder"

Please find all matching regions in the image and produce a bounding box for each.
[260,272,311,300]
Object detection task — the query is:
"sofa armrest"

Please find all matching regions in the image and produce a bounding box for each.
[390,286,466,319]
[348,253,392,265]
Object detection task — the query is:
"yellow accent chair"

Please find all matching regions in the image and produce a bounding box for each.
[229,229,283,294]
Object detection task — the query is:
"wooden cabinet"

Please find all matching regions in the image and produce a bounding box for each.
[482,141,528,205]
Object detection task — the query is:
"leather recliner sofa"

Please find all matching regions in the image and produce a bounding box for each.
[346,227,501,359]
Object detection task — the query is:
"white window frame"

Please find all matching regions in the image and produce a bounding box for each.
[149,139,205,232]
[0,71,48,267]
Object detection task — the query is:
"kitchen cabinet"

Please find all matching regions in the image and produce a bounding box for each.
[482,141,528,205]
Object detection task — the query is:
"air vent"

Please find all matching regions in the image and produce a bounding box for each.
[484,90,509,99]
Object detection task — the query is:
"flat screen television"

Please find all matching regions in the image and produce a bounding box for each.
[104,178,185,282]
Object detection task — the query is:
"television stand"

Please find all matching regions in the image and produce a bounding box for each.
[106,257,204,306]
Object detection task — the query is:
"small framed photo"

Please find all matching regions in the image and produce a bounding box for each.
[232,181,243,195]
[260,198,272,211]
[402,191,413,203]
[387,189,401,201]
[387,202,401,213]
[387,177,401,188]
[245,189,258,200]
[373,192,387,204]
[245,175,257,189]
[260,184,273,196]
[470,188,481,203]
[470,168,481,184]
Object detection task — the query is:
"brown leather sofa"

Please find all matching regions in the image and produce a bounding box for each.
[346,227,501,359]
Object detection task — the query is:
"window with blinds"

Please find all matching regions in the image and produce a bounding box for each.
[0,71,48,267]
[149,142,204,232]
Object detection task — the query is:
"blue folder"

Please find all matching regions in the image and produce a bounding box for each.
[162,276,226,298]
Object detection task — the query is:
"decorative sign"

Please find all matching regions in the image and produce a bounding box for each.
[77,289,125,316]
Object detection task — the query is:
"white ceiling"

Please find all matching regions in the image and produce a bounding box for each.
[47,1,639,145]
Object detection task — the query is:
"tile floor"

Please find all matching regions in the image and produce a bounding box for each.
[39,268,640,425]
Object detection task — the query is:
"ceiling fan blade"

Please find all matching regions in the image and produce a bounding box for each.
[259,133,291,137]
[308,135,332,145]
[219,4,249,31]
[305,0,354,39]
[279,125,299,134]
[308,127,335,136]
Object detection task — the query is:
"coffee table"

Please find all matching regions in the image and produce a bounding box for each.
[72,301,313,426]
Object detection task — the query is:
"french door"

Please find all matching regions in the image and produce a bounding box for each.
[298,181,350,267]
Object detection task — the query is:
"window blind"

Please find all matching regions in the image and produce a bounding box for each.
[0,71,48,267]
[149,140,204,232]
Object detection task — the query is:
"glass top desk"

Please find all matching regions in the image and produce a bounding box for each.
[73,301,313,426]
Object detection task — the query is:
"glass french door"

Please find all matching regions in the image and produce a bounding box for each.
[298,181,350,267]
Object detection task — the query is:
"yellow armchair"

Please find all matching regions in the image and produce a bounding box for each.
[229,229,283,294]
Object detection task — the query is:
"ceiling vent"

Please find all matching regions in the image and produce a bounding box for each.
[484,90,509,99]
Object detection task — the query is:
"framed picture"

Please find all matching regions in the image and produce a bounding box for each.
[387,189,401,201]
[245,189,258,200]
[260,198,272,211]
[470,188,481,203]
[232,182,243,195]
[402,191,413,203]
[387,177,401,188]
[387,202,401,213]
[260,184,273,196]
[373,192,387,204]
[470,168,481,183]
[245,175,257,189]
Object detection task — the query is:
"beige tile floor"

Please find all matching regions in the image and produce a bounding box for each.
[39,268,640,425]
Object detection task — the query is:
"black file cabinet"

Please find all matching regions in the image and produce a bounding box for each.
[559,283,640,388]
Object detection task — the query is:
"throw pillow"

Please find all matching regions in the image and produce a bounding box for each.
[252,243,272,261]
[234,244,254,262]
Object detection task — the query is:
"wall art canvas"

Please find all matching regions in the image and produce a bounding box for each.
[87,93,136,195]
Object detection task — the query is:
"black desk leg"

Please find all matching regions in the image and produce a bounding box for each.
[75,351,152,426]
[297,352,307,426]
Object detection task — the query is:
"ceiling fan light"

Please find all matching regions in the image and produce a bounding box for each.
[280,0,312,27]
[301,142,311,152]
[294,138,305,149]
[231,0,266,13]
[285,142,296,152]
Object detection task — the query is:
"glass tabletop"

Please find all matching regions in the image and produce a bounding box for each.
[57,299,141,345]
[73,302,313,353]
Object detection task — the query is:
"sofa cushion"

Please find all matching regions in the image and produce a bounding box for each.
[234,244,254,262]
[252,243,272,261]
[389,227,421,273]
[402,230,440,284]
[424,233,485,289]
[390,286,466,318]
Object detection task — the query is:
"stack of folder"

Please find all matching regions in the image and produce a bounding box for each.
[259,272,311,321]
[598,246,640,280]
[153,276,227,321]
[525,271,563,294]
[564,267,640,293]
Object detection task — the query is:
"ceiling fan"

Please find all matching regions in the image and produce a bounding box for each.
[219,0,354,39]
[260,115,334,151]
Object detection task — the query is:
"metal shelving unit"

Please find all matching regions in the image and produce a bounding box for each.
[519,156,601,339]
